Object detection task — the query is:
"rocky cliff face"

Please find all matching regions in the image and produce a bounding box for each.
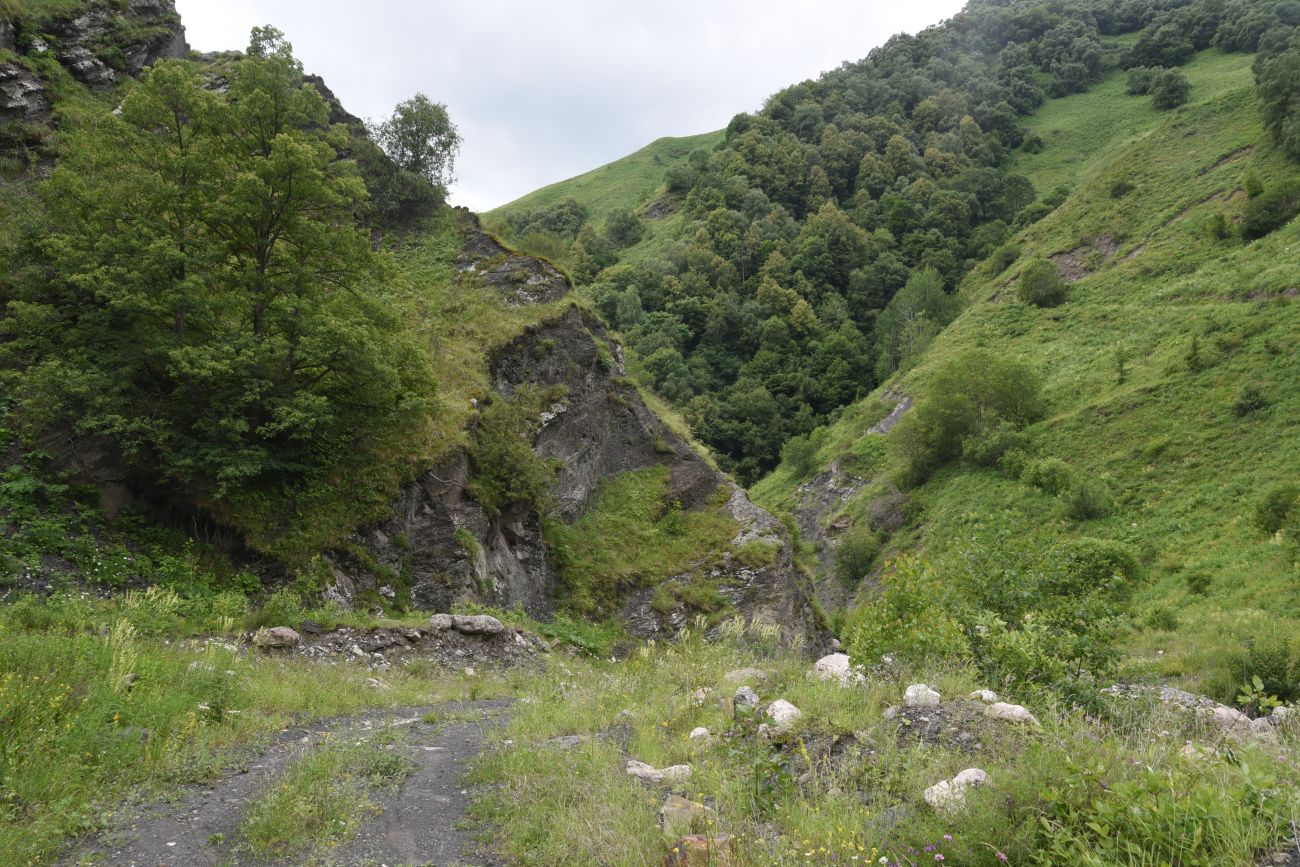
[0,1,187,127]
[331,215,824,646]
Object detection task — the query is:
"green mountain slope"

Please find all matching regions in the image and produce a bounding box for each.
[754,47,1300,698]
[485,130,722,225]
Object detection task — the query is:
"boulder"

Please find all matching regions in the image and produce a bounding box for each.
[688,727,711,740]
[627,760,691,785]
[733,685,761,716]
[428,613,454,631]
[760,699,803,738]
[690,687,714,707]
[904,683,941,708]
[451,614,506,635]
[252,626,300,649]
[812,653,864,686]
[923,767,988,815]
[659,794,713,837]
[985,702,1040,726]
[968,689,999,703]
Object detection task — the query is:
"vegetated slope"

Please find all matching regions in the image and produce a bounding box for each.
[486,130,722,226]
[755,46,1300,699]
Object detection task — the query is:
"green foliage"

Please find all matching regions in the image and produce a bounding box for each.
[1255,484,1300,535]
[1018,257,1069,307]
[542,468,735,617]
[1150,69,1192,109]
[832,525,879,584]
[466,386,562,517]
[604,208,644,248]
[370,92,460,191]
[1,39,437,558]
[893,349,1044,483]
[1255,43,1300,161]
[1232,383,1269,416]
[1241,179,1300,239]
[842,555,970,665]
[873,267,962,381]
[989,241,1022,274]
[1063,477,1113,520]
[1126,66,1160,96]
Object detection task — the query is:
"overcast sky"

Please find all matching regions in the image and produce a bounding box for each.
[174,1,966,212]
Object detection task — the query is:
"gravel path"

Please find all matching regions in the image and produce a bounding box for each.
[61,701,511,867]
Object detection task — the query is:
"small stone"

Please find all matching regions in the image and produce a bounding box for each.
[659,794,713,837]
[733,685,761,717]
[688,727,710,740]
[690,687,714,707]
[904,684,941,708]
[365,677,391,691]
[403,628,423,642]
[985,702,1040,726]
[252,626,300,649]
[428,613,453,631]
[616,709,636,722]
[968,689,999,703]
[882,705,900,720]
[451,614,506,635]
[663,834,736,867]
[464,667,476,676]
[547,734,589,751]
[923,767,988,815]
[378,585,396,599]
[626,760,691,785]
[760,699,803,737]
[299,619,325,635]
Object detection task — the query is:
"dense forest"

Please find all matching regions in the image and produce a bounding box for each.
[499,0,1300,482]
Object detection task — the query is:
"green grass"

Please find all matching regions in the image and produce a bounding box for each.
[486,130,722,225]
[238,730,412,860]
[543,466,737,617]
[1013,49,1256,197]
[0,0,103,24]
[756,47,1300,698]
[469,619,1300,866]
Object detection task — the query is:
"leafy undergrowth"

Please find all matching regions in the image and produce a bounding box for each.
[0,596,513,865]
[543,466,737,618]
[470,621,1300,866]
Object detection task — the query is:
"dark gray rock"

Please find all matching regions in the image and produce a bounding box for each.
[0,63,50,123]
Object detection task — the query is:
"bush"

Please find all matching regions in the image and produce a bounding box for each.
[466,387,562,517]
[1125,66,1159,95]
[779,432,819,479]
[1242,180,1300,240]
[1150,69,1191,109]
[1021,132,1045,154]
[1110,180,1135,199]
[1018,257,1068,307]
[605,209,644,248]
[1023,457,1077,496]
[1064,477,1113,520]
[1208,212,1232,240]
[842,555,969,665]
[866,488,912,535]
[1255,484,1300,535]
[961,418,1026,467]
[893,349,1044,482]
[988,241,1021,273]
[833,525,879,584]
[1232,383,1268,417]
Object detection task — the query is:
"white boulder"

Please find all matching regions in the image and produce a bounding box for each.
[968,689,999,703]
[812,653,864,686]
[626,760,692,785]
[985,702,1040,726]
[451,614,506,635]
[688,727,711,740]
[904,683,941,708]
[760,699,803,738]
[252,626,300,649]
[923,768,988,815]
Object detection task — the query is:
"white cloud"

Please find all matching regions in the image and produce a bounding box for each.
[174,0,967,211]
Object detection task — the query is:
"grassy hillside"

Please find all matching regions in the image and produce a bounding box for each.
[754,48,1300,698]
[485,130,722,225]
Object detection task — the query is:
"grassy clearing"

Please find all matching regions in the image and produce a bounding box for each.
[470,620,1300,866]
[486,131,723,225]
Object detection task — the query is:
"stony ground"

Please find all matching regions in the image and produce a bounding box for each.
[61,701,512,867]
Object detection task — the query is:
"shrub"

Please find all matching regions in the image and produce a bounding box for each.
[988,241,1021,274]
[1064,477,1113,520]
[1021,132,1045,153]
[1150,69,1191,109]
[1023,456,1077,496]
[1242,180,1300,239]
[866,488,911,536]
[1232,383,1268,417]
[961,418,1026,467]
[1110,180,1135,199]
[779,432,818,479]
[466,387,562,517]
[1208,212,1232,240]
[833,525,879,584]
[842,556,969,665]
[1125,66,1159,95]
[1185,570,1212,596]
[1255,484,1300,535]
[893,349,1044,482]
[1018,257,1068,307]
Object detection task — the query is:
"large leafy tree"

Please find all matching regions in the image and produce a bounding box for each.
[2,29,434,514]
[371,93,461,192]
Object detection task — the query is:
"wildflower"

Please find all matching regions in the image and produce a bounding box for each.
[943,835,952,841]
[936,857,945,862]
[997,854,1008,862]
